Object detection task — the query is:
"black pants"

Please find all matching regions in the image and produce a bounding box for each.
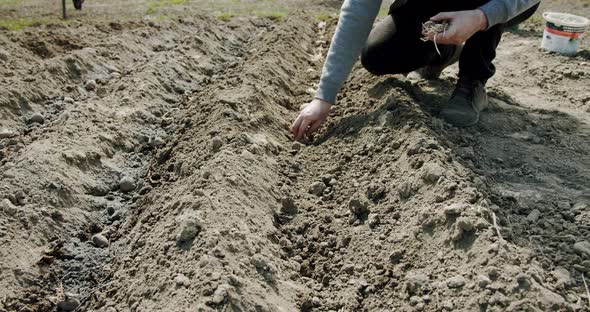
[361,0,539,82]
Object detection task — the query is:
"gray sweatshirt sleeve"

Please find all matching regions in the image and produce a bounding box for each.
[315,0,539,104]
[479,0,540,28]
[315,0,382,105]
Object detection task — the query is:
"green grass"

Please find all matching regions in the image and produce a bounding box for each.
[217,12,236,22]
[254,10,286,21]
[0,0,23,7]
[315,11,335,22]
[146,0,189,15]
[0,17,65,31]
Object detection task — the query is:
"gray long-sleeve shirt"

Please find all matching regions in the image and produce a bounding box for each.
[315,0,540,104]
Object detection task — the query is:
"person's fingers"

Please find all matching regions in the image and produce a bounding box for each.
[432,30,454,44]
[430,12,454,22]
[291,114,303,135]
[307,118,325,136]
[295,118,312,141]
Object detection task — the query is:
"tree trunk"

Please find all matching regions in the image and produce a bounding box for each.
[62,0,67,19]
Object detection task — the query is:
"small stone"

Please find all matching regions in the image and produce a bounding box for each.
[109,72,121,80]
[410,295,422,305]
[456,217,474,232]
[174,273,190,287]
[488,292,509,306]
[1,198,18,216]
[64,97,75,104]
[13,190,26,206]
[488,243,499,253]
[149,136,165,149]
[309,181,326,196]
[405,272,429,294]
[446,275,466,288]
[389,249,405,264]
[477,274,491,288]
[421,162,444,184]
[341,264,355,274]
[368,214,380,228]
[442,301,454,311]
[367,183,386,201]
[0,129,14,139]
[379,111,394,127]
[573,241,590,258]
[176,216,202,244]
[459,146,475,159]
[557,201,571,210]
[85,80,97,91]
[92,234,109,248]
[444,203,468,216]
[57,294,80,311]
[552,267,572,286]
[348,195,369,216]
[28,113,45,124]
[398,182,413,199]
[211,138,223,152]
[119,176,136,193]
[527,209,541,222]
[291,141,304,152]
[279,196,298,216]
[377,134,389,145]
[210,284,231,304]
[0,49,9,62]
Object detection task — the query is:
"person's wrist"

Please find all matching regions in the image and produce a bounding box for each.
[313,97,334,106]
[475,9,488,31]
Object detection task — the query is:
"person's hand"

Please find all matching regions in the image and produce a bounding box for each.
[423,9,488,45]
[291,98,332,141]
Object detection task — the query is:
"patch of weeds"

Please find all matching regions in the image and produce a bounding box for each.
[0,17,65,31]
[217,12,236,22]
[146,0,189,15]
[0,0,23,7]
[153,14,171,22]
[255,10,287,21]
[315,11,335,22]
[524,14,544,27]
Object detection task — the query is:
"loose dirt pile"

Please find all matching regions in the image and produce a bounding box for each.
[1,7,589,312]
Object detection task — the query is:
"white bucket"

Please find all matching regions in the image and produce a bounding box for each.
[541,12,589,55]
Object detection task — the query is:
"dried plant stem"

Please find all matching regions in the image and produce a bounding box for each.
[583,273,590,309]
[421,21,449,57]
[492,211,504,243]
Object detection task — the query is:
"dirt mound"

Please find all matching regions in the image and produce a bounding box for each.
[0,15,260,310]
[1,8,590,312]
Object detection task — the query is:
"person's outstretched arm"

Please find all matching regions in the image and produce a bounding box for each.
[291,0,383,141]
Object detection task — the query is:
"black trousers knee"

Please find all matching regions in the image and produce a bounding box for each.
[360,0,539,82]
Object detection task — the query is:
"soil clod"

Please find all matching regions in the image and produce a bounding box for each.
[176,215,202,245]
[573,241,590,258]
[446,275,466,288]
[92,234,109,248]
[85,80,97,91]
[57,294,80,311]
[119,176,136,193]
[28,113,45,124]
[309,181,327,196]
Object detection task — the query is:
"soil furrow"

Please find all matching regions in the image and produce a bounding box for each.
[0,16,258,311]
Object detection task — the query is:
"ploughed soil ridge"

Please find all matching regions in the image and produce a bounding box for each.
[1,12,590,312]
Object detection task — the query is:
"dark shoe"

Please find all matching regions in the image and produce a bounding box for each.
[73,0,84,10]
[440,78,488,127]
[408,44,463,80]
